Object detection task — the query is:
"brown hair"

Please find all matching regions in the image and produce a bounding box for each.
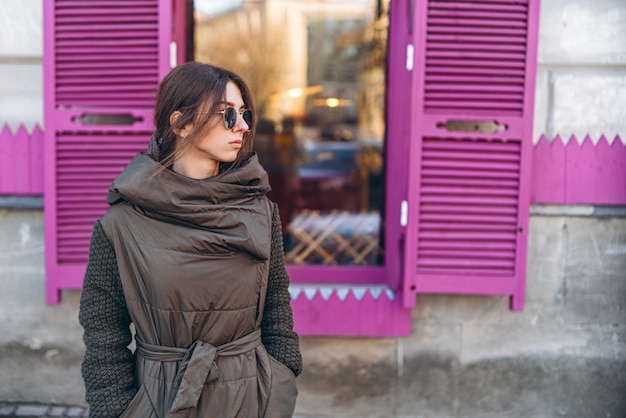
[153,61,256,175]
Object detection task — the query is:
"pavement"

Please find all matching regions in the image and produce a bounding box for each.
[0,403,320,418]
[0,403,321,418]
[0,403,88,418]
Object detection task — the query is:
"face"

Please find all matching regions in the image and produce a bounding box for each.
[173,81,250,178]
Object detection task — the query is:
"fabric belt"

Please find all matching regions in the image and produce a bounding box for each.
[135,329,262,417]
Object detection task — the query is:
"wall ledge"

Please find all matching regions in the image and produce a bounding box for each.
[530,204,626,217]
[0,195,43,209]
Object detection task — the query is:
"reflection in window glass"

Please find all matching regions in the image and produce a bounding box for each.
[195,0,389,266]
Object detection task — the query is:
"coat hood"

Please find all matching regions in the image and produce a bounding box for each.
[106,137,273,260]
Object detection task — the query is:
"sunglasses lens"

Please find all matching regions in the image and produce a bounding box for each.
[224,107,237,129]
[242,110,252,128]
[222,107,252,130]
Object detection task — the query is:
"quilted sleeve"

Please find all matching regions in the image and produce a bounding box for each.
[261,203,303,376]
[78,220,136,418]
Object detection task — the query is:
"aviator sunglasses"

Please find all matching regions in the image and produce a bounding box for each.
[218,107,253,130]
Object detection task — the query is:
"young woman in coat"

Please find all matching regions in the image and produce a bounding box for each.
[78,61,302,418]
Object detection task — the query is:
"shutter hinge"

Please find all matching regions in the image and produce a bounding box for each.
[401,200,408,226]
[406,44,414,71]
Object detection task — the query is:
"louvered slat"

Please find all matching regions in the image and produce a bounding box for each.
[424,0,529,116]
[54,0,159,107]
[401,0,538,307]
[55,134,148,263]
[49,0,163,265]
[44,0,171,303]
[416,137,521,275]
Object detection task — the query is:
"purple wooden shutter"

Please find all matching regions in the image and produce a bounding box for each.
[402,0,540,310]
[43,0,172,304]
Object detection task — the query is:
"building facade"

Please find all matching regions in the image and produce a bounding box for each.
[0,0,624,416]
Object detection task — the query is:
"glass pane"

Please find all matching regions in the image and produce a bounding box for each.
[194,0,389,266]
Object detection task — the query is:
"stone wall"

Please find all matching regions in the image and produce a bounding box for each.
[0,0,42,131]
[533,0,626,142]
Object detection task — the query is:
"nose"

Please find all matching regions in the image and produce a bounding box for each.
[233,112,250,132]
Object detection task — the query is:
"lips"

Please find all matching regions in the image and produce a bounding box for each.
[229,139,242,149]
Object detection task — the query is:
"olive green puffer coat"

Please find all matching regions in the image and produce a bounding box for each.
[79,148,302,418]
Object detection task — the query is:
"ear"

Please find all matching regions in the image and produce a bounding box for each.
[169,111,190,137]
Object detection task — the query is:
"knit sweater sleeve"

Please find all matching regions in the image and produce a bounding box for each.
[78,220,136,418]
[261,203,303,376]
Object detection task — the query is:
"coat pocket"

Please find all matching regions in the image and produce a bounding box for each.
[263,355,298,418]
[119,384,159,418]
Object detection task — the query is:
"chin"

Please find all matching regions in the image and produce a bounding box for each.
[221,154,239,163]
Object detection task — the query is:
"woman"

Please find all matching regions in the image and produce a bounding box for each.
[79,62,302,418]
